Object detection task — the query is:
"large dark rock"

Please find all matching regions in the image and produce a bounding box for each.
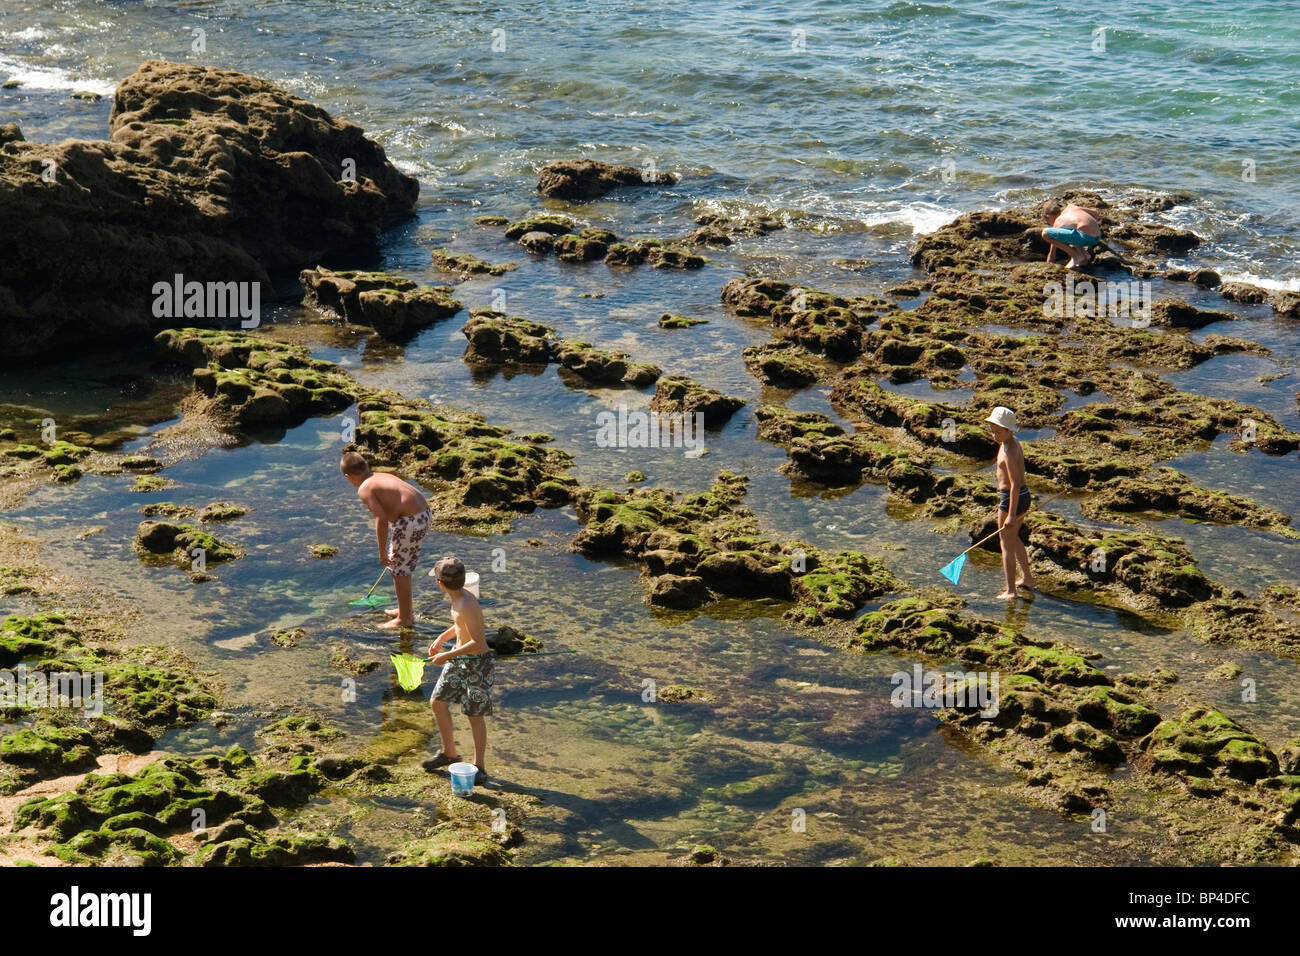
[0,61,418,361]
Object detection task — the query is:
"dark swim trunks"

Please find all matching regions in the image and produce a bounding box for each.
[430,651,494,716]
[999,486,1031,516]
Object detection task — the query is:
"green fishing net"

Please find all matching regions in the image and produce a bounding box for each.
[390,653,427,691]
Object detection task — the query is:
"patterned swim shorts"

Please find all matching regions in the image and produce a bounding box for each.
[430,652,494,716]
[387,508,431,577]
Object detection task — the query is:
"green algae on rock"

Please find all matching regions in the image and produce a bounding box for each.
[851,595,1300,859]
[386,832,510,866]
[720,276,895,362]
[135,520,241,568]
[460,309,660,387]
[572,471,899,624]
[658,313,709,329]
[156,328,357,431]
[430,249,518,278]
[353,399,576,535]
[13,750,358,867]
[555,341,662,388]
[131,475,174,493]
[0,614,217,792]
[197,501,249,523]
[742,342,824,387]
[158,327,576,535]
[1139,707,1278,782]
[461,311,556,366]
[504,214,575,240]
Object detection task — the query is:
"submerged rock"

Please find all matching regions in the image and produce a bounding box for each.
[489,625,542,656]
[0,60,418,361]
[658,313,708,329]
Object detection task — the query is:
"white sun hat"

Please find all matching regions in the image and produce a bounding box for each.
[984,406,1018,431]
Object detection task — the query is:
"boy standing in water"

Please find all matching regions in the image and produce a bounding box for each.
[422,556,492,786]
[985,407,1037,600]
[1042,200,1102,270]
[340,451,431,630]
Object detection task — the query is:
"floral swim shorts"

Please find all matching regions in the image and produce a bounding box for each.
[386,508,431,577]
[430,652,494,716]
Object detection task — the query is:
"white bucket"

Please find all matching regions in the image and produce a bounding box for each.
[448,761,477,796]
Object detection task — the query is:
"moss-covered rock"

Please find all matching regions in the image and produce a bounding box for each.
[742,342,822,387]
[574,472,896,623]
[0,726,99,776]
[135,520,240,568]
[431,249,518,277]
[385,831,510,866]
[658,313,708,329]
[197,501,248,523]
[1141,707,1278,781]
[504,214,574,240]
[461,310,555,366]
[555,341,661,388]
[650,376,744,428]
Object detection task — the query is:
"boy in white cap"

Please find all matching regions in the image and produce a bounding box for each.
[984,407,1036,599]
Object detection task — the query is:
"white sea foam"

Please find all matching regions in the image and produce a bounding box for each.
[1218,271,1300,292]
[0,54,116,95]
[858,201,960,236]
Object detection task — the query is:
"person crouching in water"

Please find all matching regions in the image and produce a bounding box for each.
[340,451,431,630]
[985,407,1036,599]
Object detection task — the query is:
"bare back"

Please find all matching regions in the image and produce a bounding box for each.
[1052,204,1101,238]
[358,472,428,522]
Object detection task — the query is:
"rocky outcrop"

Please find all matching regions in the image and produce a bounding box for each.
[300,267,460,339]
[572,471,900,623]
[459,310,661,387]
[536,158,678,200]
[650,377,744,428]
[0,61,418,361]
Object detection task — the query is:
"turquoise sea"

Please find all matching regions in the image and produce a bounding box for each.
[2,0,1298,286]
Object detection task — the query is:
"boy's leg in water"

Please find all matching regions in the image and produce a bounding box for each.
[996,511,1019,599]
